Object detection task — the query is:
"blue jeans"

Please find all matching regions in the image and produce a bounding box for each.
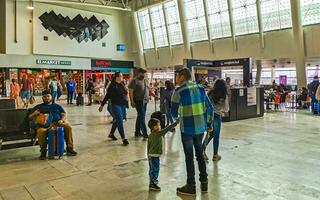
[107,102,115,119]
[67,91,74,104]
[110,104,126,139]
[51,91,57,103]
[135,101,147,136]
[166,105,174,125]
[181,133,208,186]
[311,95,317,112]
[148,157,160,185]
[204,114,222,155]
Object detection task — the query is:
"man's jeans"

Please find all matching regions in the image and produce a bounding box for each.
[135,101,147,136]
[166,105,174,125]
[110,104,126,139]
[67,91,74,104]
[51,91,57,103]
[148,156,160,185]
[181,133,208,186]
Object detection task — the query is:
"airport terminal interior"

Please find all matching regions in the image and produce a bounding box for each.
[0,0,320,199]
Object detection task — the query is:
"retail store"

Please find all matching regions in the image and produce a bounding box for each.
[0,54,90,97]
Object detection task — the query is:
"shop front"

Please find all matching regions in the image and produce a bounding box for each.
[87,59,134,102]
[0,54,90,97]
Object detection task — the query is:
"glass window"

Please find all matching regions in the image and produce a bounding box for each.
[164,0,183,45]
[137,10,154,49]
[306,66,320,83]
[150,5,168,48]
[184,0,208,42]
[260,0,292,31]
[231,0,259,35]
[274,68,297,85]
[206,0,232,38]
[301,0,320,25]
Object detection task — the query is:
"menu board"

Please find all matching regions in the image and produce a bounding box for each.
[247,87,257,106]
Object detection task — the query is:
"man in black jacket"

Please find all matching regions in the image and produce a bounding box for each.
[99,72,129,145]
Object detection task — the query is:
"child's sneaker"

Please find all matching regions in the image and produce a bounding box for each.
[149,183,161,191]
[212,155,221,161]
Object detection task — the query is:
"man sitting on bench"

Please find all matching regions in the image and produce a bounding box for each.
[29,90,77,160]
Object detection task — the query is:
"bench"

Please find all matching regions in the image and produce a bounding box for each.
[0,109,36,150]
[0,99,16,110]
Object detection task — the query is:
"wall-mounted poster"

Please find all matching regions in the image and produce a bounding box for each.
[39,11,110,43]
[279,75,287,85]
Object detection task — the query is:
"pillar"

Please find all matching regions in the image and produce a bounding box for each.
[256,0,265,49]
[202,0,214,53]
[227,0,237,50]
[133,12,146,68]
[177,0,191,57]
[290,0,307,88]
[162,4,173,58]
[255,60,262,85]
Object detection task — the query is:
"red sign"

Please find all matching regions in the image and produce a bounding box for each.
[95,60,112,67]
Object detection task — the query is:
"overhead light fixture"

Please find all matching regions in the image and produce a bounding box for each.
[27,0,34,10]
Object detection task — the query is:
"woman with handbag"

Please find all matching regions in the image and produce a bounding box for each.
[203,79,229,162]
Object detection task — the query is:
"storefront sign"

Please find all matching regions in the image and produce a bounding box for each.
[186,58,249,68]
[91,59,134,69]
[36,59,72,65]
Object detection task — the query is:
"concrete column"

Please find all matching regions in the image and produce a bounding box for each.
[133,12,146,68]
[162,4,173,58]
[177,0,191,57]
[0,0,6,53]
[256,0,265,49]
[290,0,307,88]
[202,0,214,53]
[148,8,159,60]
[255,60,262,85]
[271,67,275,83]
[227,0,237,50]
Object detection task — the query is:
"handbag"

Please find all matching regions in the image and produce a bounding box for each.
[29,96,35,104]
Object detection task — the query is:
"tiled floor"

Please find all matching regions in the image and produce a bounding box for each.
[0,100,319,200]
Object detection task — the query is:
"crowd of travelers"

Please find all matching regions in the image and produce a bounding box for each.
[12,67,230,196]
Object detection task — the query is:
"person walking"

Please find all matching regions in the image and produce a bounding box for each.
[49,76,58,104]
[308,76,319,113]
[86,78,95,106]
[203,79,229,162]
[128,68,156,139]
[171,68,214,196]
[99,72,129,145]
[66,78,77,104]
[20,75,32,108]
[10,78,21,108]
[164,80,174,126]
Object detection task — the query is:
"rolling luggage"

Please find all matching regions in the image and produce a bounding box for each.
[48,127,65,159]
[314,102,320,115]
[76,93,84,106]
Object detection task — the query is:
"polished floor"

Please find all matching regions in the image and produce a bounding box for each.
[0,99,319,200]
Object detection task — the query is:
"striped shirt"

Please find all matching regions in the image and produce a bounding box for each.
[171,81,214,135]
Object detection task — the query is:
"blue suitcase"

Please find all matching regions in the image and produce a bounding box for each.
[56,127,65,158]
[48,127,65,159]
[48,128,55,159]
[314,102,320,114]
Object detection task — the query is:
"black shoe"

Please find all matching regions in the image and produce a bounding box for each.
[201,182,208,193]
[122,139,129,146]
[48,156,55,160]
[108,134,118,141]
[135,132,142,137]
[66,148,77,156]
[149,183,161,191]
[143,134,148,139]
[86,103,92,106]
[39,150,47,160]
[70,102,73,104]
[177,185,196,196]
